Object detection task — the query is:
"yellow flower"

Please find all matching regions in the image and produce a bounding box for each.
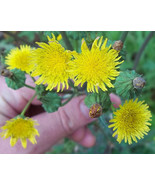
[109,99,152,144]
[70,37,123,93]
[0,117,39,149]
[5,45,34,73]
[31,34,73,92]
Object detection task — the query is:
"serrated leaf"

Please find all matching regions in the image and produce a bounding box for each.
[84,93,97,108]
[84,89,111,112]
[114,70,142,99]
[5,68,26,90]
[39,92,61,113]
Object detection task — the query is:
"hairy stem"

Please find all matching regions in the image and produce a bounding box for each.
[31,76,36,82]
[120,31,129,42]
[24,84,35,90]
[61,93,75,106]
[133,31,154,70]
[20,92,37,116]
[58,89,74,94]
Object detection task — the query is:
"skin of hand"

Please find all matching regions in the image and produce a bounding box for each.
[0,76,121,154]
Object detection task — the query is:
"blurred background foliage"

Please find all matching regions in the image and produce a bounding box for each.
[0,31,155,154]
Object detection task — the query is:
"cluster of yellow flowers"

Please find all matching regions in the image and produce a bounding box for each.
[6,34,123,92]
[1,33,152,149]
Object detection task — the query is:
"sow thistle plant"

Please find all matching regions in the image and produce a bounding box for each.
[0,32,152,149]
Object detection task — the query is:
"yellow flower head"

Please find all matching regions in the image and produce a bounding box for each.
[5,45,34,73]
[70,37,123,93]
[31,34,73,92]
[0,117,40,149]
[109,99,152,144]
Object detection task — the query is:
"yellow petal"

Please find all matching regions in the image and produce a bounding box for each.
[101,38,108,50]
[10,137,18,147]
[98,36,103,47]
[57,34,62,41]
[91,37,100,50]
[29,137,37,144]
[21,138,27,149]
[51,33,56,40]
[81,39,89,52]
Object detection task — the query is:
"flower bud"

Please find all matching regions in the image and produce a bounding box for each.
[112,40,123,51]
[114,70,143,99]
[0,66,13,78]
[89,104,102,118]
[133,77,146,89]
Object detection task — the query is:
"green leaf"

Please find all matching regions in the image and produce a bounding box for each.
[35,84,61,113]
[39,91,61,113]
[84,89,111,112]
[35,84,46,98]
[114,70,142,99]
[84,93,97,108]
[5,68,26,90]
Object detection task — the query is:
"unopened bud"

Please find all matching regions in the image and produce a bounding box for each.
[89,104,102,118]
[0,68,13,78]
[133,77,146,89]
[112,40,123,51]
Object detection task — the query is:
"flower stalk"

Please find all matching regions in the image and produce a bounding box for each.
[20,92,37,117]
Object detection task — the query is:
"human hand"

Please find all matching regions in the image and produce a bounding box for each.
[0,76,121,154]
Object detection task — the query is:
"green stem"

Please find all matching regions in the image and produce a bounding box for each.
[120,31,129,42]
[68,80,75,88]
[61,93,75,106]
[57,89,74,94]
[31,76,36,82]
[20,92,37,116]
[24,84,35,90]
[133,31,154,70]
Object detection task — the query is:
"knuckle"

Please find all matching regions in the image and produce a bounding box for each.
[57,107,75,135]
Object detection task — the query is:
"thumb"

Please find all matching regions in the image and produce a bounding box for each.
[31,96,94,153]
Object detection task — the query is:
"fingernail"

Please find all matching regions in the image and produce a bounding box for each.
[80,100,97,122]
[80,100,90,119]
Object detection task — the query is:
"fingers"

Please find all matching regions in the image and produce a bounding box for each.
[69,127,86,142]
[78,128,96,148]
[110,93,121,108]
[69,127,96,148]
